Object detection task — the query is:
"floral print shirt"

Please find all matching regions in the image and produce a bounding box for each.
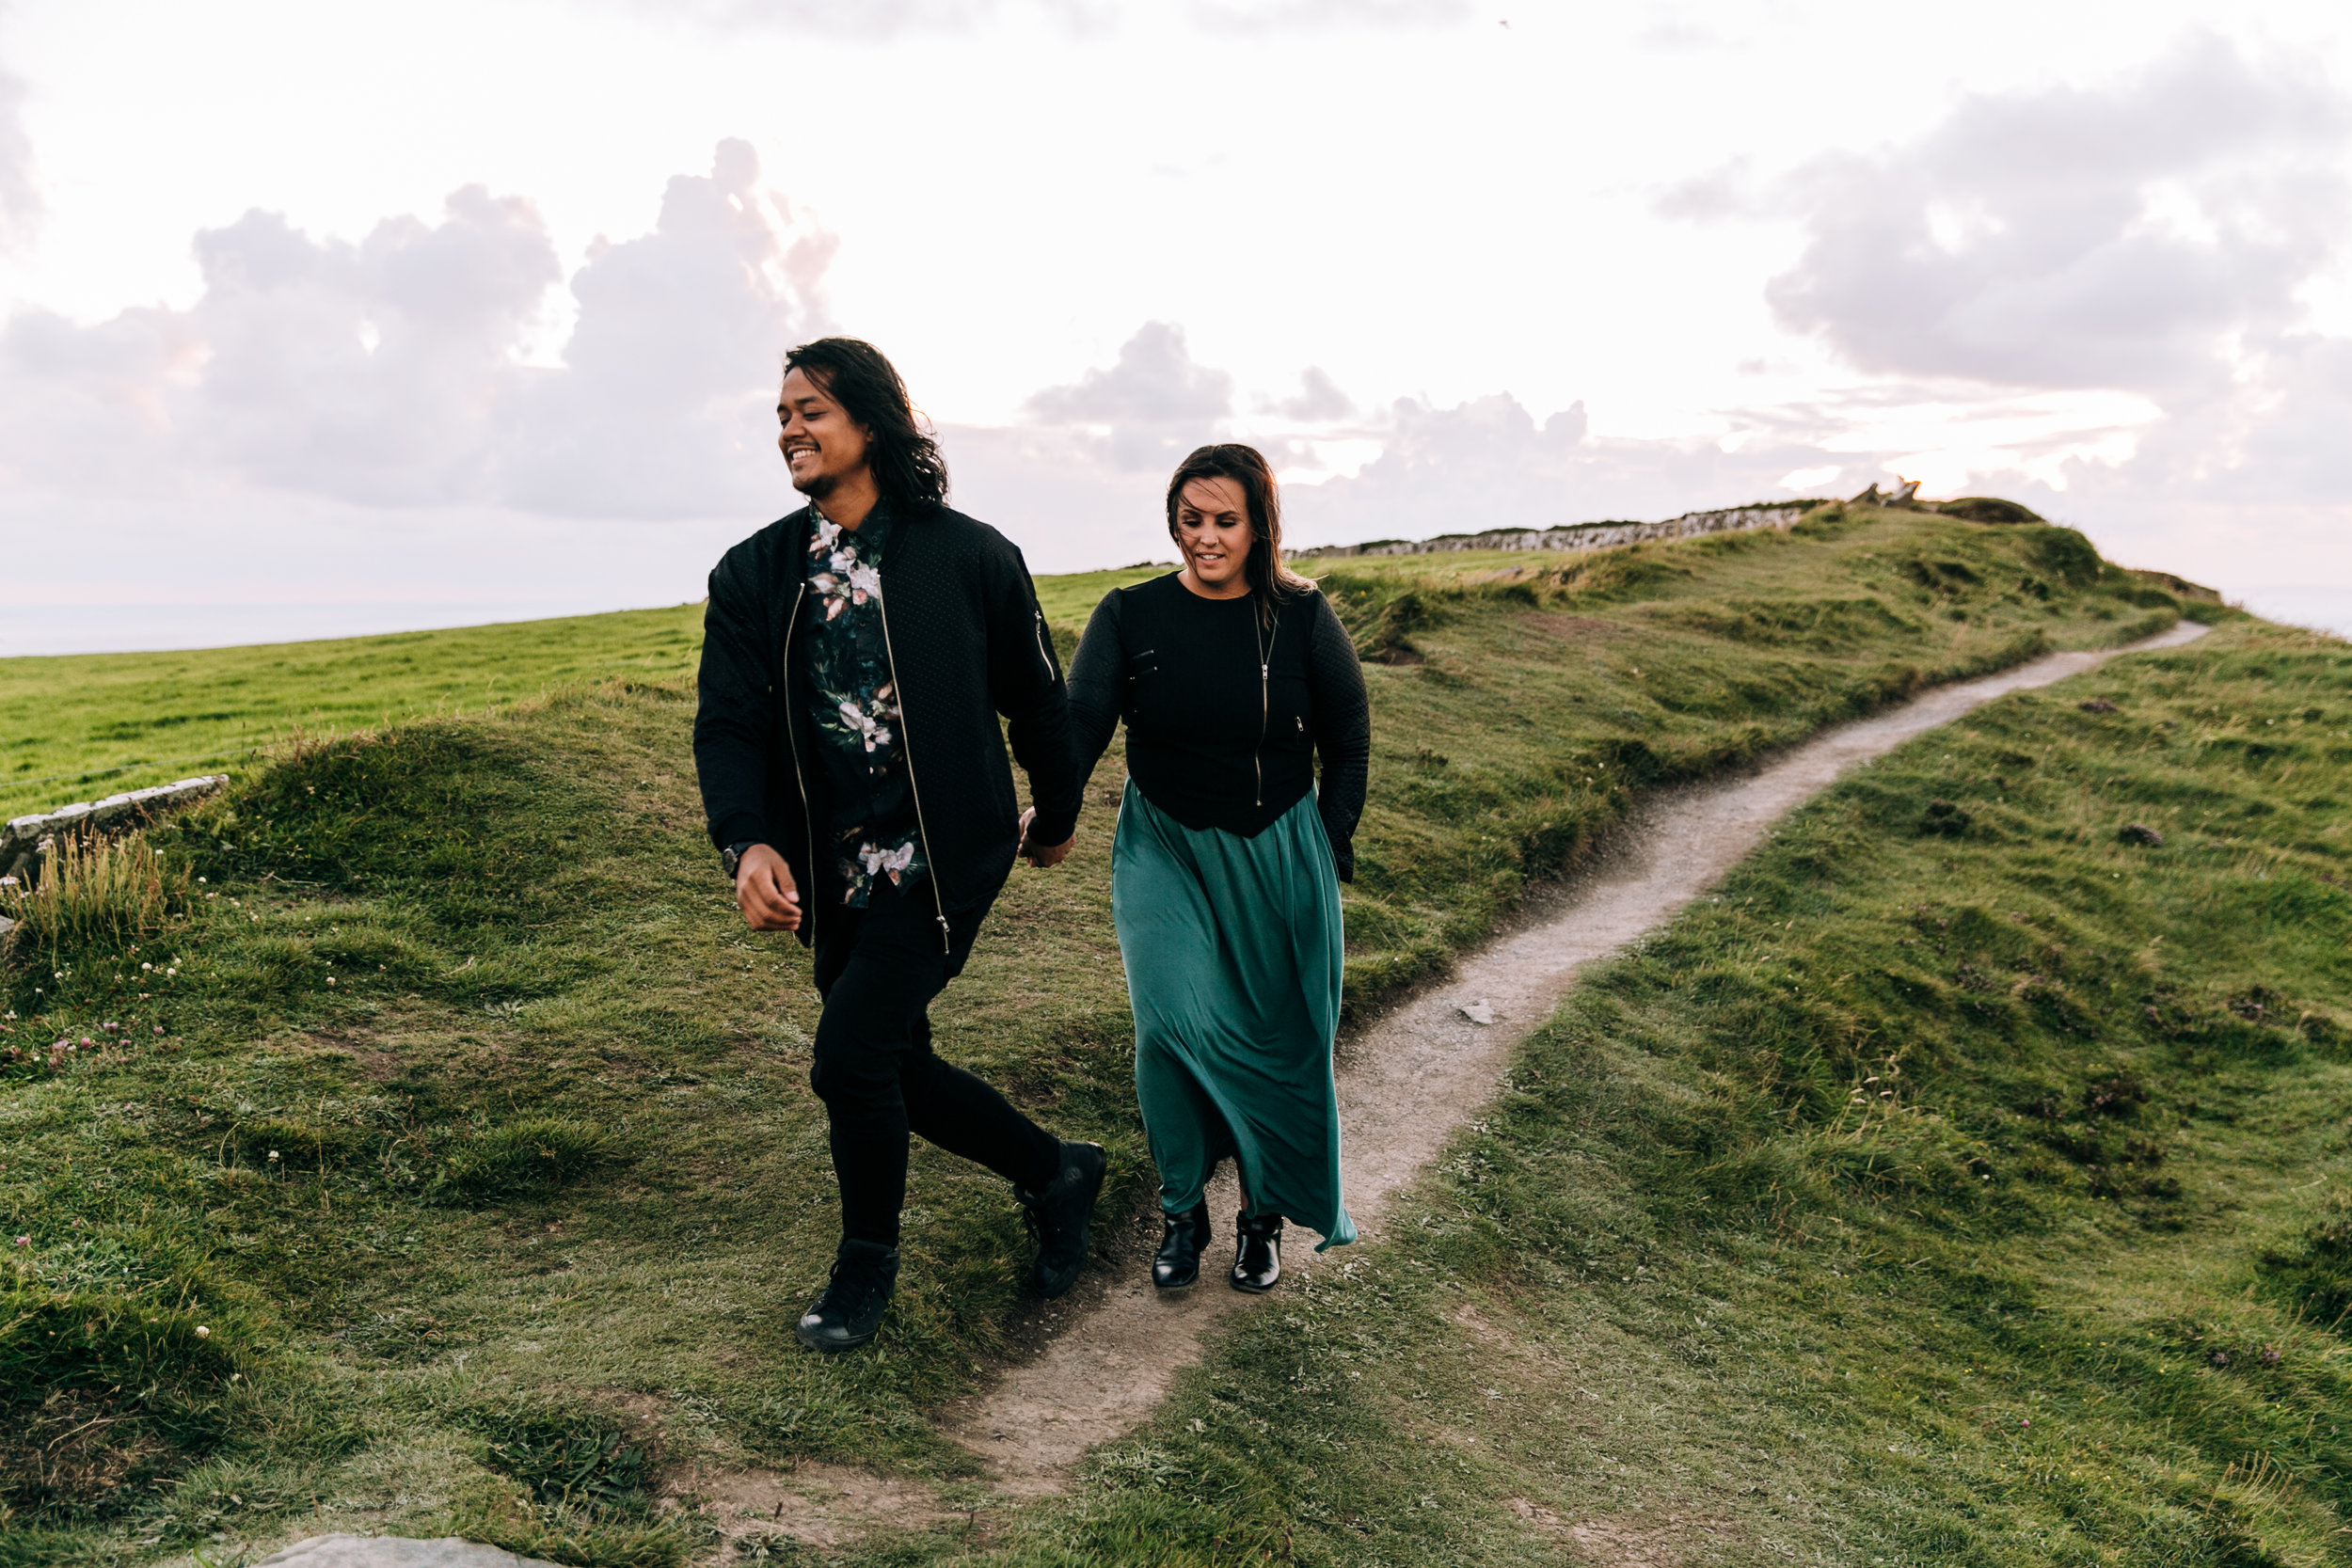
[803,501,927,907]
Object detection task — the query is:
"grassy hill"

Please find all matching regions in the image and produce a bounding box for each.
[9,505,2334,1568]
[0,607,709,824]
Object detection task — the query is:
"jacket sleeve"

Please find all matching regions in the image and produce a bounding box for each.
[988,547,1084,847]
[691,553,776,853]
[1306,591,1371,881]
[1065,591,1126,793]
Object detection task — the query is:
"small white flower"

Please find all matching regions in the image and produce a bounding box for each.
[196,1324,211,1338]
[267,1150,279,1162]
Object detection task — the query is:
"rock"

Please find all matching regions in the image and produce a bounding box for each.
[256,1535,567,1568]
[2078,699,2120,714]
[2118,823,2165,847]
[1290,506,1804,562]
[0,775,229,855]
[1458,1001,1496,1025]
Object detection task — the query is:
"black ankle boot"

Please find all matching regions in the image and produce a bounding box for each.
[1231,1210,1282,1293]
[1016,1141,1107,1299]
[1152,1201,1213,1290]
[795,1239,900,1353]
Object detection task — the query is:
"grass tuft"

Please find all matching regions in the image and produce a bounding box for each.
[432,1117,611,1204]
[1,832,189,961]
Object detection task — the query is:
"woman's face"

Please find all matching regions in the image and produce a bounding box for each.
[1173,477,1255,596]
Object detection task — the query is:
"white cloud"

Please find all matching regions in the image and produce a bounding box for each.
[0,140,824,521]
[498,139,831,517]
[1280,391,1871,542]
[597,0,1465,36]
[1758,35,2348,395]
[0,53,34,253]
[1268,365,1355,421]
[1021,321,1234,470]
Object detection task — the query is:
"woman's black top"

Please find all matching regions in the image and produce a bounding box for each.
[1068,573,1371,879]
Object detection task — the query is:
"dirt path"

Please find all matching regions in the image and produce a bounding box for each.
[946,621,2210,1494]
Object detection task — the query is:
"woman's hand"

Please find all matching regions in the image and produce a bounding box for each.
[1018,806,1073,869]
[735,843,803,931]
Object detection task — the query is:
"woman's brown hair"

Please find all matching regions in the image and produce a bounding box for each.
[1165,443,1313,627]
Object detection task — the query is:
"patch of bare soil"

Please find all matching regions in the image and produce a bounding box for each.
[295,1028,404,1080]
[946,621,2209,1493]
[664,1460,969,1553]
[1504,1498,1730,1567]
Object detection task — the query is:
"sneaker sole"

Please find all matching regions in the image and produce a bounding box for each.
[795,1323,881,1353]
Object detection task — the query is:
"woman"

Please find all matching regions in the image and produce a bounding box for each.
[1068,443,1371,1292]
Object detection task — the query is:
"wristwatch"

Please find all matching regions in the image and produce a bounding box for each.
[721,841,759,881]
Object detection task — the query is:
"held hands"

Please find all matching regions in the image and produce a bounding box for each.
[1018,807,1074,869]
[735,843,803,931]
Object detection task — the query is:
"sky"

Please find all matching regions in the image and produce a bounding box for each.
[1,0,2348,655]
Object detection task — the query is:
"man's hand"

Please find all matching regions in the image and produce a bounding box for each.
[735,843,803,931]
[1018,806,1074,869]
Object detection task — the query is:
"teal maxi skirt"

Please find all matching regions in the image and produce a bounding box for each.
[1112,780,1357,1251]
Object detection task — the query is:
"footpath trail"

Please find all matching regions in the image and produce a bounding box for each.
[946,620,2212,1494]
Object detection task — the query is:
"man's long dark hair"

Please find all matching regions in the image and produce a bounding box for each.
[1165,443,1311,628]
[783,338,950,510]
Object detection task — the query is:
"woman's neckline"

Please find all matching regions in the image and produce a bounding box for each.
[1173,569,1255,604]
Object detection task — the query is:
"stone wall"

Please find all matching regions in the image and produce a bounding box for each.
[1289,503,1814,562]
[1,775,230,890]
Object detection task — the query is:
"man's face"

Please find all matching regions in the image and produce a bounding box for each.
[777,367,873,497]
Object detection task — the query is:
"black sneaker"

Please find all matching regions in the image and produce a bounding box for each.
[1152,1200,1213,1291]
[1017,1141,1107,1299]
[795,1239,900,1353]
[1231,1210,1282,1293]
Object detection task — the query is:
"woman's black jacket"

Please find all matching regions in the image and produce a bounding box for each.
[1067,574,1370,879]
[691,502,1082,945]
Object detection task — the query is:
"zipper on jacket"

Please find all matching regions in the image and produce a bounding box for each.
[1253,610,1275,810]
[875,587,954,956]
[779,582,818,947]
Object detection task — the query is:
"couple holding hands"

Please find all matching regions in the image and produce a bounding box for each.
[693,338,1369,1353]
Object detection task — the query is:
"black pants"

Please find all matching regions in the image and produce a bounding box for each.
[808,878,1062,1248]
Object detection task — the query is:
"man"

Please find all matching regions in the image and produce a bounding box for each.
[693,337,1104,1353]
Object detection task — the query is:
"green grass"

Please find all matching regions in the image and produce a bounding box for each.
[0,605,707,821]
[954,614,2352,1568]
[0,508,2265,1565]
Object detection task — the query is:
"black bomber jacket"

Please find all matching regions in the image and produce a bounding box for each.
[691,500,1082,946]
